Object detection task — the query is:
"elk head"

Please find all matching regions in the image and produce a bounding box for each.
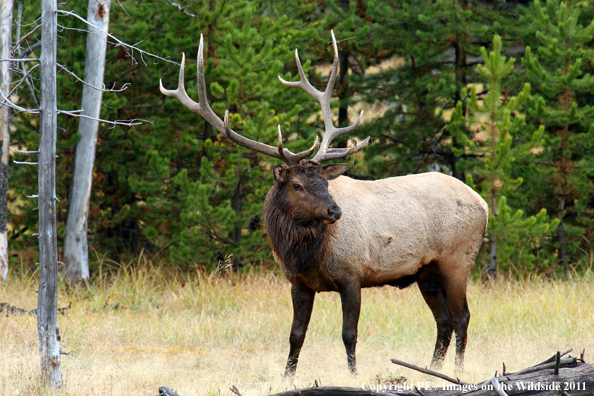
[272,160,349,225]
[159,31,370,223]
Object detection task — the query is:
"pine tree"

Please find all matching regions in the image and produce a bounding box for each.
[520,0,594,274]
[461,35,558,278]
[342,0,516,180]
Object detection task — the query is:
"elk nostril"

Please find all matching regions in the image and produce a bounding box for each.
[328,206,342,220]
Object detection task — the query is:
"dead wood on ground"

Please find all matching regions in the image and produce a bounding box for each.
[157,350,592,396]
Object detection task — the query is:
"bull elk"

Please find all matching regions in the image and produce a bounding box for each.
[160,31,488,375]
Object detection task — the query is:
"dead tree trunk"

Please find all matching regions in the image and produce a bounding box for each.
[0,0,14,282]
[38,0,63,388]
[336,0,350,129]
[487,194,497,279]
[64,0,111,283]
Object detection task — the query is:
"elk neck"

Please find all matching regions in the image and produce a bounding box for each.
[263,184,332,277]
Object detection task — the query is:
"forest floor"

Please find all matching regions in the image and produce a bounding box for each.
[1,261,593,396]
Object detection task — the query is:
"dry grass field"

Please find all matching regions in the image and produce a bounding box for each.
[1,261,593,396]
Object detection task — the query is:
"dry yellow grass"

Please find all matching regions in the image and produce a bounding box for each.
[1,263,593,396]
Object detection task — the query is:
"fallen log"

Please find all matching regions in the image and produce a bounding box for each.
[157,387,182,396]
[266,386,417,396]
[0,302,30,316]
[156,350,593,396]
[485,360,593,396]
[386,351,593,396]
[0,302,70,316]
[264,353,593,396]
[390,358,472,386]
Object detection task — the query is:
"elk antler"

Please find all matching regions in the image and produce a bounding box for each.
[278,30,370,164]
[159,34,319,166]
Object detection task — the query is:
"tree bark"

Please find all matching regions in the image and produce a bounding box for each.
[487,194,497,279]
[557,215,567,274]
[64,0,111,283]
[337,0,350,129]
[557,124,569,275]
[452,22,467,182]
[0,0,14,282]
[38,0,63,388]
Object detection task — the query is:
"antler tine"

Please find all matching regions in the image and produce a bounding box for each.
[194,34,225,132]
[277,125,290,164]
[278,50,324,101]
[294,134,320,161]
[159,52,203,115]
[160,35,224,132]
[276,125,320,165]
[161,34,320,166]
[279,30,369,164]
[318,136,371,162]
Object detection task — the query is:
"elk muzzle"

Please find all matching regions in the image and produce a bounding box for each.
[324,204,342,224]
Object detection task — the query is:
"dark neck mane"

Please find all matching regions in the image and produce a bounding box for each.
[264,185,328,276]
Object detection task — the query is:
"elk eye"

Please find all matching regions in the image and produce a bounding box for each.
[293,183,302,191]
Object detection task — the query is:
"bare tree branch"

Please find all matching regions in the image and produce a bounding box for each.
[1,89,150,127]
[0,87,39,113]
[15,149,39,154]
[17,42,42,59]
[13,160,38,165]
[14,1,40,108]
[58,109,149,127]
[116,0,131,17]
[5,63,39,100]
[0,58,39,62]
[3,7,168,131]
[20,63,40,108]
[13,24,41,53]
[164,0,197,17]
[57,10,179,66]
[391,359,472,386]
[57,63,129,92]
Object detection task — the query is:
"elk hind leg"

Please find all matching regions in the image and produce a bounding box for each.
[441,260,472,370]
[441,279,470,370]
[417,264,453,371]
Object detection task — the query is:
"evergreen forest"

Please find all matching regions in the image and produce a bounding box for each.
[5,0,594,279]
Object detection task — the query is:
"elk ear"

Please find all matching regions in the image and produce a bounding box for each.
[273,165,289,183]
[322,163,349,180]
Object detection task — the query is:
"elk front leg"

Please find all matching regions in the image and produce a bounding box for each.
[338,280,361,375]
[285,284,315,377]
